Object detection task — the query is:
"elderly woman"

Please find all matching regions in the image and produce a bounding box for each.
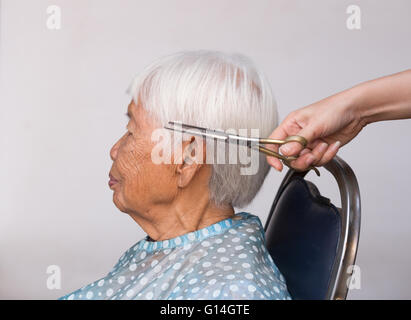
[58,51,291,300]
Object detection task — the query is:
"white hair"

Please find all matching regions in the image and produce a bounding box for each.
[127,50,278,208]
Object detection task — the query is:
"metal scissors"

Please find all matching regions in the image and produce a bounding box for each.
[164,121,320,176]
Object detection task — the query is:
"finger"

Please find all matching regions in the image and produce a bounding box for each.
[299,148,311,156]
[306,138,327,150]
[290,139,325,160]
[266,124,288,152]
[316,141,341,166]
[288,153,315,172]
[289,142,328,171]
[266,125,289,171]
[279,141,303,157]
[269,147,311,172]
[267,155,283,172]
[279,126,320,157]
[310,142,329,166]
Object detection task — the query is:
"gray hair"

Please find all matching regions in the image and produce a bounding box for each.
[127,50,278,208]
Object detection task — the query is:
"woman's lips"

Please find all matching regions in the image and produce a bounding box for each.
[108,174,119,188]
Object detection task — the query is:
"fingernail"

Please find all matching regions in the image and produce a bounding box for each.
[332,141,341,149]
[320,142,328,151]
[270,160,279,171]
[280,145,290,154]
[305,154,315,166]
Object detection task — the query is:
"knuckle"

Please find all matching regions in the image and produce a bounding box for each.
[290,160,306,171]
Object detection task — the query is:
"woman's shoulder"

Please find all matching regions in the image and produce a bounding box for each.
[169,214,291,300]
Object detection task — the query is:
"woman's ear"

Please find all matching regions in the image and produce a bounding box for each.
[176,136,206,188]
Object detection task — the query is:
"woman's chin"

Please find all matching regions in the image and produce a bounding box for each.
[112,191,124,210]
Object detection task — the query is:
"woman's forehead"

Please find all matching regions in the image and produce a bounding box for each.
[127,100,137,118]
[127,100,144,122]
[127,100,158,129]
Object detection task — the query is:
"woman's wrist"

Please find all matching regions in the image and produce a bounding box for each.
[341,83,369,125]
[346,79,386,126]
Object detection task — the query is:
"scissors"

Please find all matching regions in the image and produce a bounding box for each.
[164,121,320,176]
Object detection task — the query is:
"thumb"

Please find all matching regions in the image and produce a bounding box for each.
[265,123,289,171]
[279,126,318,156]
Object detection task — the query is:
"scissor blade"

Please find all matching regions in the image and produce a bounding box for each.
[165,121,228,141]
[165,121,261,146]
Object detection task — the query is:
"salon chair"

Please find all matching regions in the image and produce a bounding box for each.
[264,155,361,300]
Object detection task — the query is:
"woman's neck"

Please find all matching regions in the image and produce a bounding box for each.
[129,193,235,241]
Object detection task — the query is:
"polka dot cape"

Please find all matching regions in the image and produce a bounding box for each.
[58,212,292,300]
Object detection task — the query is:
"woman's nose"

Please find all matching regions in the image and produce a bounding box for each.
[110,135,124,161]
[110,132,129,161]
[110,141,119,161]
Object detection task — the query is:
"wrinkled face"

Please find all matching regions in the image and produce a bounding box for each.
[109,100,178,215]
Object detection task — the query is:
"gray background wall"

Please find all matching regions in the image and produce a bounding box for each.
[0,0,410,299]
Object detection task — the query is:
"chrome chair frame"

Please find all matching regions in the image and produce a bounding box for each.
[264,155,361,300]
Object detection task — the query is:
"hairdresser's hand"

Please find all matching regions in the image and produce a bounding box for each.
[266,69,411,172]
[266,91,366,172]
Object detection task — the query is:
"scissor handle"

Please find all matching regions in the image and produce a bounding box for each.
[283,135,308,148]
[256,145,320,176]
[259,135,308,148]
[282,159,321,177]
